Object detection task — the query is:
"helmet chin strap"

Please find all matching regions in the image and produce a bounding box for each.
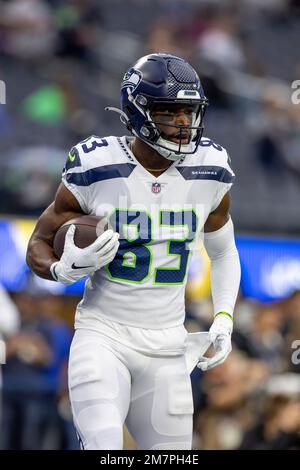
[150,137,194,161]
[105,106,196,161]
[154,145,186,161]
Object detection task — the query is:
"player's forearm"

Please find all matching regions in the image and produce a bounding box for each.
[26,237,57,280]
[204,217,241,317]
[209,248,240,317]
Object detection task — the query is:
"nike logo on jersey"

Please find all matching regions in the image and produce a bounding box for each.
[71,262,93,270]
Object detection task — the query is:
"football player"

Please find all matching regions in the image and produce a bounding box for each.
[26,53,241,450]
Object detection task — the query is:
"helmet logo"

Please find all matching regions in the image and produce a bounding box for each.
[121,68,142,92]
[141,126,150,137]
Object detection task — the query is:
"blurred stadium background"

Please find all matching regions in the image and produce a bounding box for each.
[0,0,300,450]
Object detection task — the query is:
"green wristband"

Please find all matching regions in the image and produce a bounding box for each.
[214,311,233,321]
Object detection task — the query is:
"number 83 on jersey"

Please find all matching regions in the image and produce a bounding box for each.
[106,209,198,285]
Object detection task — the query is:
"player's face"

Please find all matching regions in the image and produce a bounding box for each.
[151,103,198,145]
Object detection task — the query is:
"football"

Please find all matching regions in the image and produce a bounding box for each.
[53,215,109,259]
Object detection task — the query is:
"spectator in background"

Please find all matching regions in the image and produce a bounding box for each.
[0,284,20,351]
[0,0,56,61]
[54,0,103,66]
[190,6,246,109]
[38,291,78,450]
[189,292,300,450]
[196,10,246,71]
[194,350,268,449]
[1,286,74,450]
[245,304,286,371]
[240,374,300,449]
[1,146,65,216]
[146,18,193,62]
[20,67,79,127]
[248,88,300,175]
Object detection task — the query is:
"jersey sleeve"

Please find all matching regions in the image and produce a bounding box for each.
[211,149,235,212]
[61,144,91,214]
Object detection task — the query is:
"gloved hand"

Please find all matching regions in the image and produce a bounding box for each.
[197,313,233,371]
[50,224,119,285]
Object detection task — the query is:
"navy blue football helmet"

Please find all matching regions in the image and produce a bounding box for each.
[106,53,208,161]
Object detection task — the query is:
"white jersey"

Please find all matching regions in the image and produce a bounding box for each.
[62,135,234,331]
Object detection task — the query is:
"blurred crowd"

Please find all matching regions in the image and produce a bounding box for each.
[0,0,299,231]
[186,291,300,449]
[0,0,300,450]
[0,279,78,449]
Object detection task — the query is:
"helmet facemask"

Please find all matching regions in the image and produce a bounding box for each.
[145,101,207,161]
[126,90,208,161]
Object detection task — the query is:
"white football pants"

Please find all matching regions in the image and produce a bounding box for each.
[68,328,193,450]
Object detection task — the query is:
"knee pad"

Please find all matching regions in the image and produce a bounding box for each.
[77,403,123,450]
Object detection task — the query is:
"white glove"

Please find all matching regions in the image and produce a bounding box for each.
[197,313,233,371]
[50,224,119,285]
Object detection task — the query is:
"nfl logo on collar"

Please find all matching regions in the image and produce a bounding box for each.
[152,182,161,193]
